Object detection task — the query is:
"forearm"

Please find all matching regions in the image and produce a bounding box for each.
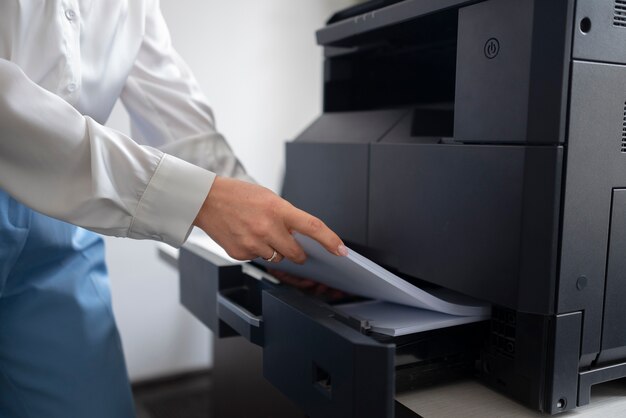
[0,59,213,247]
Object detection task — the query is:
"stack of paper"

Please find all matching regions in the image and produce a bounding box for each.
[259,234,490,336]
[335,301,488,337]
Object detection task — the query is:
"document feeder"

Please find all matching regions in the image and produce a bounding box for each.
[179,0,626,415]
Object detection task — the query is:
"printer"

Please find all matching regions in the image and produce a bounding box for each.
[178,0,626,416]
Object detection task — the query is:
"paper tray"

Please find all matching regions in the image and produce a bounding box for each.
[335,300,489,337]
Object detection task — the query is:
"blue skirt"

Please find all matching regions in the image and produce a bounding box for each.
[0,190,135,417]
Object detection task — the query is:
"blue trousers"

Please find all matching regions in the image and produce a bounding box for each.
[0,191,135,417]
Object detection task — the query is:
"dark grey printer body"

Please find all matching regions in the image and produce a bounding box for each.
[179,0,626,416]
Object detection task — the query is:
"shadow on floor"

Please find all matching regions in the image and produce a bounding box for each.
[132,370,212,418]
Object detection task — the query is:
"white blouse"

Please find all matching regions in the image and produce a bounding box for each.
[0,0,252,247]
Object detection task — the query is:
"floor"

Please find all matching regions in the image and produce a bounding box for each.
[133,370,212,418]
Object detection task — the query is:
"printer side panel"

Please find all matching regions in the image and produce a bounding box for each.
[573,0,626,64]
[560,61,626,365]
[556,0,626,406]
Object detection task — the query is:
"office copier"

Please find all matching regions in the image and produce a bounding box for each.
[178,0,626,416]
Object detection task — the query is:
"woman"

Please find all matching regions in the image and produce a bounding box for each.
[0,1,346,416]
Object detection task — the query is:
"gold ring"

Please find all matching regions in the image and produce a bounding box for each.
[265,250,278,263]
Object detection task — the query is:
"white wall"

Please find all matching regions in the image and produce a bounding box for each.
[105,0,356,381]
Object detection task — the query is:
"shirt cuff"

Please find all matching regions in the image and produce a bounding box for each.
[128,153,216,247]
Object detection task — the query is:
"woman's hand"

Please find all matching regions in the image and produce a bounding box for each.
[193,176,348,264]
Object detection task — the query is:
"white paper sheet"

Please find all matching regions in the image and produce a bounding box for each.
[335,300,489,337]
[258,233,490,317]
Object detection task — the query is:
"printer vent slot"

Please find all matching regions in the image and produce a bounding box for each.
[615,0,626,28]
[622,101,626,153]
[490,307,516,360]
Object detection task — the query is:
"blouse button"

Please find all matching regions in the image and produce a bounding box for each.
[65,9,77,21]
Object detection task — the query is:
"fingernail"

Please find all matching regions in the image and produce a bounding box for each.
[337,244,348,256]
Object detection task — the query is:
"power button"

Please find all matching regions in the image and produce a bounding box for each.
[484,38,500,59]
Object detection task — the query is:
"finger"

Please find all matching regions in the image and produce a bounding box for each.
[270,253,284,264]
[291,278,317,289]
[287,278,316,290]
[298,279,317,288]
[268,228,307,264]
[267,270,318,288]
[260,246,279,263]
[283,206,347,257]
[267,269,292,282]
[267,270,316,289]
[314,284,329,296]
[330,290,345,300]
